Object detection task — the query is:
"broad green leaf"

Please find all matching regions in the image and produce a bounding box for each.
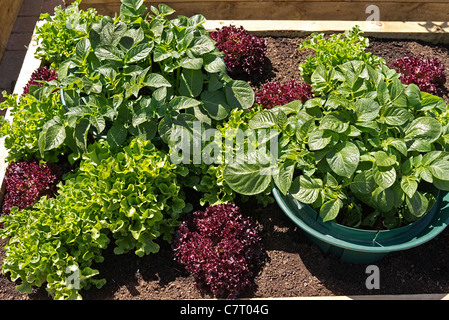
[374,150,396,167]
[370,187,394,213]
[373,164,396,189]
[273,160,295,195]
[418,92,446,112]
[95,45,124,61]
[203,54,226,74]
[75,37,91,62]
[179,69,203,98]
[158,113,197,146]
[290,175,323,204]
[126,43,152,63]
[406,191,429,217]
[158,3,176,16]
[405,117,442,143]
[107,123,128,147]
[248,110,277,129]
[351,170,375,194]
[389,78,407,108]
[433,177,449,191]
[145,73,172,88]
[225,80,255,110]
[129,119,157,141]
[382,107,413,126]
[319,111,349,133]
[43,124,66,151]
[201,90,231,120]
[90,114,106,134]
[320,198,342,222]
[387,138,408,157]
[121,0,144,11]
[223,153,275,195]
[326,141,359,178]
[153,45,172,62]
[355,98,379,122]
[179,57,203,70]
[307,128,332,151]
[169,96,201,110]
[189,35,215,55]
[429,160,449,181]
[401,176,418,198]
[405,83,421,107]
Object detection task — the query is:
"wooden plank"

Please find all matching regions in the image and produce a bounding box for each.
[203,20,449,44]
[68,1,449,21]
[0,22,42,204]
[0,0,24,62]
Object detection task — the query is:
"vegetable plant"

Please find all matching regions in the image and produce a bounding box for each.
[39,0,254,162]
[392,56,447,96]
[0,138,191,299]
[22,66,58,95]
[224,44,449,229]
[210,25,267,78]
[255,79,313,109]
[172,203,264,299]
[299,26,385,83]
[0,88,67,163]
[35,0,102,67]
[1,160,67,223]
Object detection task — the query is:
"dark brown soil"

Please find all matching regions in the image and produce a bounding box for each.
[2,36,449,301]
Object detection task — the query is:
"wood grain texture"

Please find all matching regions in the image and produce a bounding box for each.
[0,0,25,61]
[65,0,449,21]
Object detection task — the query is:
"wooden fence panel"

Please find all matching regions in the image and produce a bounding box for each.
[66,0,449,21]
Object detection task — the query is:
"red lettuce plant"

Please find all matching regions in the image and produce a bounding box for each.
[255,79,313,109]
[172,203,265,299]
[1,160,66,223]
[391,56,446,96]
[23,66,58,95]
[210,25,267,77]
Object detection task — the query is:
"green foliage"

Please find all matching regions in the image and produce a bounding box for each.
[0,138,190,299]
[299,26,385,83]
[224,58,449,229]
[0,88,67,162]
[40,0,253,161]
[35,0,102,67]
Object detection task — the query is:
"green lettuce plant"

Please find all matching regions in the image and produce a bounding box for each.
[0,87,67,163]
[35,0,102,67]
[0,138,190,299]
[299,26,385,83]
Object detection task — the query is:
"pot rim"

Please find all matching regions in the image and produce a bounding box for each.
[273,187,449,253]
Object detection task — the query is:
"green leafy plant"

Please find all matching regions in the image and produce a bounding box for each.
[35,0,102,67]
[39,0,254,162]
[299,26,385,83]
[0,87,67,163]
[0,138,190,299]
[224,57,449,229]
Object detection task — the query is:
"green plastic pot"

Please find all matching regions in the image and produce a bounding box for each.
[272,187,449,264]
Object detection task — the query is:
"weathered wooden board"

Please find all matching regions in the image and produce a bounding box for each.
[203,20,449,44]
[66,0,449,22]
[0,0,24,62]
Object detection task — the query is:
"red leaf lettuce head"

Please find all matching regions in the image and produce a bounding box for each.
[210,25,267,78]
[391,56,446,96]
[172,203,265,299]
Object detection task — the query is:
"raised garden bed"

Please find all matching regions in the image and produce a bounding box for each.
[2,0,449,302]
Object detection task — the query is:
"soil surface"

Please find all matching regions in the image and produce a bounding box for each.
[2,36,449,301]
